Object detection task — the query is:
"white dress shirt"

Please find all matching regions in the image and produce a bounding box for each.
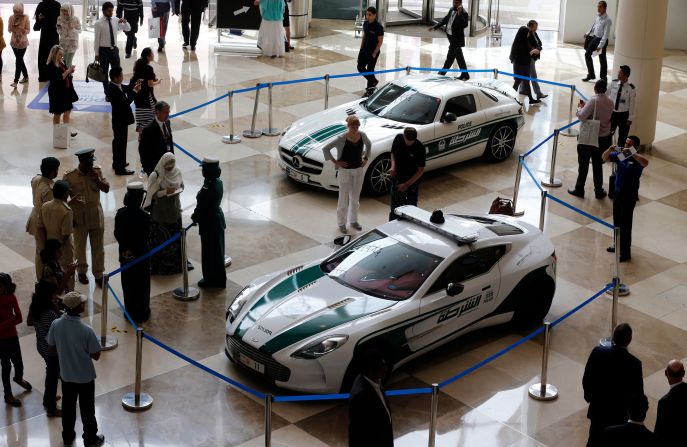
[607,79,636,121]
[588,13,612,49]
[447,10,456,36]
[93,16,131,52]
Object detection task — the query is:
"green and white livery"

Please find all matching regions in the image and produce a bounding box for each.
[225,206,556,393]
[277,75,525,195]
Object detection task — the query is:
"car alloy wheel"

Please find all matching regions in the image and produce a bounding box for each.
[486,125,516,161]
[364,154,393,195]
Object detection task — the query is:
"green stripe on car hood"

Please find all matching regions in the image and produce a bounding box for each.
[292,124,347,156]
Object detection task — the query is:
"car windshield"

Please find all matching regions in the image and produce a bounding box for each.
[320,230,443,300]
[364,82,441,125]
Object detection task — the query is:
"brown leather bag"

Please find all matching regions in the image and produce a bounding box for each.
[489,197,514,216]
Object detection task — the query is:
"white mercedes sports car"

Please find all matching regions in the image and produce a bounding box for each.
[225,206,556,393]
[277,75,525,195]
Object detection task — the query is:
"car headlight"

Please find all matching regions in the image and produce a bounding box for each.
[226,285,253,323]
[291,335,349,359]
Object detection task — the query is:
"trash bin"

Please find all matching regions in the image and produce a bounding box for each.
[290,0,310,38]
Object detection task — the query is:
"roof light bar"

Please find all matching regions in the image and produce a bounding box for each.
[394,206,479,245]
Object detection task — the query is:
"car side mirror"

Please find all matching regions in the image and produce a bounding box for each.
[334,235,352,246]
[446,283,464,296]
[442,112,457,123]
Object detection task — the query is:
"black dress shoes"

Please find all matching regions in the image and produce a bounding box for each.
[567,188,585,198]
[582,75,596,82]
[607,246,615,253]
[595,190,607,199]
[115,169,135,176]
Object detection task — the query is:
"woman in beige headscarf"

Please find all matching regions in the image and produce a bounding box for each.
[56,3,81,67]
[8,3,30,87]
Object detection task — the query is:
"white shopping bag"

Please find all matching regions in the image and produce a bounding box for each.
[577,101,600,147]
[148,17,161,39]
[53,124,70,149]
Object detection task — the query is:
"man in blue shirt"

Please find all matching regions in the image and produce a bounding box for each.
[602,136,649,262]
[47,292,104,447]
[358,6,384,97]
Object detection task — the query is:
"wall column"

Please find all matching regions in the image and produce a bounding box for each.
[612,0,668,148]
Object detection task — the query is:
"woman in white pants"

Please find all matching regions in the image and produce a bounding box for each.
[323,116,372,234]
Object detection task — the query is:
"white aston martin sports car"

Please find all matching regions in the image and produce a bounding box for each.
[225,206,556,394]
[277,75,525,195]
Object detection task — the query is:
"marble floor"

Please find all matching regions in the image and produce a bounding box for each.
[1,6,687,446]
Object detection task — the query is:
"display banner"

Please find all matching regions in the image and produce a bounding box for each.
[28,80,112,113]
[218,0,262,30]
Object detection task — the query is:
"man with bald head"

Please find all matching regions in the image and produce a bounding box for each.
[654,359,687,443]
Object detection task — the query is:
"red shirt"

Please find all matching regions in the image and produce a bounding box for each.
[0,294,22,339]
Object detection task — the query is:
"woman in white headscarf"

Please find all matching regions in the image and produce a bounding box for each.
[56,3,80,67]
[145,153,189,275]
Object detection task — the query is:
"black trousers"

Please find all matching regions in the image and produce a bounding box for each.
[98,47,121,95]
[584,36,608,80]
[513,63,534,100]
[62,380,98,445]
[42,354,60,412]
[611,111,630,146]
[123,11,141,55]
[612,189,637,260]
[199,225,226,287]
[122,257,151,323]
[575,136,611,193]
[357,51,379,89]
[389,182,419,221]
[112,123,129,171]
[181,6,203,47]
[0,336,24,398]
[12,47,28,82]
[439,37,467,76]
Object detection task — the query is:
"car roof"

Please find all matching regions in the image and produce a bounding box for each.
[395,75,479,99]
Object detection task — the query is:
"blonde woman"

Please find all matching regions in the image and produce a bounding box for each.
[8,3,30,87]
[56,3,81,67]
[47,45,78,135]
[322,115,372,233]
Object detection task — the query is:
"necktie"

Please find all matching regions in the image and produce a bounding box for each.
[447,10,456,34]
[108,17,115,48]
[162,123,169,142]
[615,83,623,111]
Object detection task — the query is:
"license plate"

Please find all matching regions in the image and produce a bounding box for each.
[285,167,309,183]
[238,353,265,374]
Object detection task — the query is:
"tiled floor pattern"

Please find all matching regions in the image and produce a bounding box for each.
[0,6,686,446]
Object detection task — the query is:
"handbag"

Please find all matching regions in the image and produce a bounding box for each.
[489,197,514,216]
[53,124,70,149]
[148,17,161,39]
[577,100,600,147]
[86,60,107,83]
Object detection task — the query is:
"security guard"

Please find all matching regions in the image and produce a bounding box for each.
[63,149,110,287]
[607,65,636,146]
[26,157,61,279]
[38,180,75,290]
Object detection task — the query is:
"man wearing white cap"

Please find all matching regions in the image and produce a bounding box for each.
[47,292,104,447]
[191,157,226,288]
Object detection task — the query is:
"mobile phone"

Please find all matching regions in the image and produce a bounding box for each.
[617,147,637,161]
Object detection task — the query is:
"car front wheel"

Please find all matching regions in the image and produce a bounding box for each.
[484,124,516,162]
[511,276,555,329]
[363,153,393,196]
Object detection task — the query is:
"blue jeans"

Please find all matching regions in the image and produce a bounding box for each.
[389,181,419,221]
[42,354,60,412]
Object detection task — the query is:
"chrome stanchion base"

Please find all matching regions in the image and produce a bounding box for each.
[599,336,612,347]
[605,284,630,296]
[100,336,118,351]
[224,256,232,268]
[541,177,562,188]
[173,286,200,302]
[242,129,263,138]
[561,128,579,137]
[222,135,241,144]
[122,392,154,411]
[261,127,281,137]
[512,210,525,217]
[528,383,559,401]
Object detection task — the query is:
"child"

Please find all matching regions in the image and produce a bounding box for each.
[0,273,32,407]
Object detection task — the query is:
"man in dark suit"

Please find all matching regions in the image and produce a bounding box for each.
[582,323,644,447]
[602,393,656,447]
[108,67,139,175]
[348,349,393,447]
[428,0,469,79]
[527,20,547,100]
[654,359,687,444]
[174,0,207,51]
[138,101,174,176]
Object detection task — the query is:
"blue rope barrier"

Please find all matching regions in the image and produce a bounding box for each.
[559,119,581,133]
[328,67,407,80]
[551,284,613,328]
[496,70,574,89]
[107,232,181,276]
[522,160,545,192]
[143,332,267,399]
[271,75,329,87]
[170,93,230,118]
[385,387,433,397]
[574,88,588,102]
[439,325,546,388]
[523,132,555,158]
[274,393,350,402]
[547,194,615,229]
[408,67,494,74]
[173,142,203,165]
[233,86,262,95]
[107,283,138,329]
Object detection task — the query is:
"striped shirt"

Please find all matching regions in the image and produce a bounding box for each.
[116,0,144,17]
[35,309,60,357]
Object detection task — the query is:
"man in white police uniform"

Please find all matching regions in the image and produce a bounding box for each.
[607,65,636,146]
[582,1,612,82]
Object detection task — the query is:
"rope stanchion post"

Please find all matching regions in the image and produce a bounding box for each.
[242,84,263,139]
[99,275,118,351]
[264,394,273,447]
[222,91,241,144]
[539,190,547,231]
[173,226,200,301]
[262,83,281,136]
[541,129,563,187]
[511,155,526,216]
[122,327,154,411]
[324,74,330,110]
[428,383,439,447]
[493,68,498,79]
[528,322,559,401]
[601,227,621,347]
[561,85,580,137]
[405,66,411,75]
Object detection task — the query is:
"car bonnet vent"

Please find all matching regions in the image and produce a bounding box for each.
[328,298,355,310]
[345,107,359,115]
[286,265,304,276]
[381,124,404,129]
